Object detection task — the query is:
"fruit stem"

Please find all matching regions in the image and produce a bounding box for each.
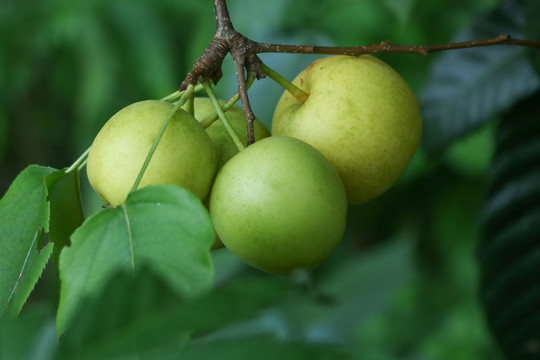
[160,83,204,102]
[199,71,257,129]
[260,62,309,104]
[66,146,90,173]
[201,80,246,152]
[184,92,195,116]
[130,84,195,193]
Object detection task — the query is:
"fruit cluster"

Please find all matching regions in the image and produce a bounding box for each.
[86,55,422,274]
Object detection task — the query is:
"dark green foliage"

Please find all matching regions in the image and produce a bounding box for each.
[479,91,540,360]
[0,165,55,317]
[526,0,540,75]
[45,167,85,268]
[57,185,215,334]
[420,1,539,155]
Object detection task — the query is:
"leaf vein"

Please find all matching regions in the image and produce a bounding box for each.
[1,230,39,316]
[122,205,135,273]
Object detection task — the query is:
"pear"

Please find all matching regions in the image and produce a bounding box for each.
[87,100,217,207]
[272,55,422,204]
[209,136,347,274]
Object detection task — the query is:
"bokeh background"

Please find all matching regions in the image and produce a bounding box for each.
[1,0,538,359]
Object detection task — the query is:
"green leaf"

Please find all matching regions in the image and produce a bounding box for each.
[56,270,191,360]
[45,167,84,269]
[479,90,540,359]
[480,91,540,239]
[420,1,540,155]
[57,184,215,335]
[166,276,289,336]
[526,0,540,76]
[0,165,55,317]
[277,231,416,343]
[56,274,289,360]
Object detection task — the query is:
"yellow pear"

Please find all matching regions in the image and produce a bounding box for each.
[272,55,422,204]
[87,100,217,207]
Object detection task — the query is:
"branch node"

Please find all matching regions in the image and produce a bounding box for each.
[180,38,228,91]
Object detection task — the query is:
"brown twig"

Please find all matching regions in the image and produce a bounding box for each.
[214,0,232,32]
[181,0,265,145]
[233,60,257,146]
[181,0,540,147]
[255,34,540,56]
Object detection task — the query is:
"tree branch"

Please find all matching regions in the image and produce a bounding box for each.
[214,0,234,36]
[234,59,256,146]
[182,0,264,145]
[254,34,540,56]
[180,0,540,147]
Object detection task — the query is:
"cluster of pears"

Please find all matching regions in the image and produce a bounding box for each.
[87,55,422,274]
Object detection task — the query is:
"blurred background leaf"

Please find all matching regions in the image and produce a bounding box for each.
[478,90,540,360]
[1,0,538,359]
[0,305,57,360]
[526,0,540,75]
[420,1,539,156]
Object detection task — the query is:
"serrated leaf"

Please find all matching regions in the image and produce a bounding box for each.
[0,165,55,317]
[57,184,214,335]
[45,167,85,269]
[420,1,540,155]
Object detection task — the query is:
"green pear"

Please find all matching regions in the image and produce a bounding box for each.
[272,55,422,204]
[209,136,347,274]
[183,97,270,168]
[182,97,270,249]
[87,100,217,207]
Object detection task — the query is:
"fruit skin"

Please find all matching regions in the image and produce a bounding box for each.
[209,136,347,274]
[87,100,217,207]
[272,55,422,204]
[184,97,270,168]
[183,97,270,250]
